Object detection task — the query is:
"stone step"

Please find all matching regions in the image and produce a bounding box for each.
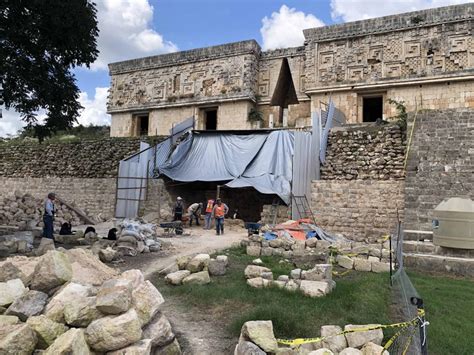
[404,253,474,278]
[403,229,433,241]
[403,240,474,258]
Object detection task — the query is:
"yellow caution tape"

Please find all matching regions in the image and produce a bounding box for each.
[277,309,425,348]
[332,269,352,277]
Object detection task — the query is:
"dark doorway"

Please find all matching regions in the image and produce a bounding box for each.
[204,109,217,130]
[138,115,149,136]
[363,96,383,122]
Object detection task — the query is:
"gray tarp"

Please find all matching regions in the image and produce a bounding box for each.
[158,130,295,203]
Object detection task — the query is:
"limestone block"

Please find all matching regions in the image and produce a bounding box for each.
[290,269,302,279]
[185,254,210,272]
[120,269,145,289]
[371,261,390,273]
[339,348,363,355]
[131,280,164,326]
[63,296,103,327]
[159,263,179,276]
[367,256,379,263]
[154,338,181,355]
[247,245,262,257]
[176,256,191,270]
[44,328,90,355]
[261,272,274,280]
[361,342,389,355]
[44,282,92,323]
[142,312,175,347]
[252,258,263,265]
[96,278,133,315]
[261,247,273,256]
[216,255,229,266]
[182,271,211,285]
[244,265,271,279]
[0,323,38,354]
[300,280,332,298]
[26,315,68,349]
[208,259,227,276]
[285,280,300,292]
[302,264,332,282]
[0,262,28,284]
[337,255,354,270]
[5,289,48,321]
[247,277,265,289]
[272,280,287,289]
[0,279,26,307]
[165,270,191,285]
[344,325,383,348]
[269,239,283,248]
[30,250,72,292]
[85,309,143,352]
[321,325,347,353]
[309,349,334,355]
[234,340,266,355]
[241,320,278,353]
[108,339,152,355]
[353,258,372,272]
[0,315,19,325]
[306,238,318,248]
[277,275,289,282]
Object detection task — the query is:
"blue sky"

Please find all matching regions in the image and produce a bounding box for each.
[1,0,469,137]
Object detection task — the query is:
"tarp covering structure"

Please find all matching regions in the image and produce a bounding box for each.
[157,130,299,204]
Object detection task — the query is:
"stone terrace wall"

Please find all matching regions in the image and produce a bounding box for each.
[0,137,162,178]
[404,109,474,231]
[321,124,405,180]
[311,180,405,242]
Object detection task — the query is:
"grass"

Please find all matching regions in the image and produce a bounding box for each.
[409,271,474,355]
[153,247,392,340]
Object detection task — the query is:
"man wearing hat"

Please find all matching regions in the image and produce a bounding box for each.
[212,198,229,235]
[173,197,184,221]
[43,192,56,239]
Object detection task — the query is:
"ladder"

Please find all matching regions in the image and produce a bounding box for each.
[292,195,317,225]
[269,198,280,225]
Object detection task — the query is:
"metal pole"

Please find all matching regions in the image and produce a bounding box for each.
[389,234,393,286]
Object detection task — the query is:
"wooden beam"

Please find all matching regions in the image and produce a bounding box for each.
[56,195,96,225]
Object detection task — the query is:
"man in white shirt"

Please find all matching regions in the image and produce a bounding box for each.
[43,192,56,239]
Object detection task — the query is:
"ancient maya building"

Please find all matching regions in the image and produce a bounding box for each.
[108,3,474,137]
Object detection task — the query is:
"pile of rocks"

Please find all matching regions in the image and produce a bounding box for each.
[234,320,388,355]
[161,253,229,286]
[243,235,392,273]
[0,250,181,354]
[112,219,162,257]
[0,191,83,230]
[245,262,335,298]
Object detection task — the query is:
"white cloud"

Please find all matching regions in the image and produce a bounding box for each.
[260,5,324,51]
[91,0,178,70]
[0,108,26,137]
[331,0,471,22]
[78,87,111,126]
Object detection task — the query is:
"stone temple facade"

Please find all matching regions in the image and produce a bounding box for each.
[108,4,474,137]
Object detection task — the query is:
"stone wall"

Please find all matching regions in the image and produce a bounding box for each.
[0,177,117,220]
[0,138,159,178]
[321,124,405,180]
[404,108,474,231]
[311,180,405,242]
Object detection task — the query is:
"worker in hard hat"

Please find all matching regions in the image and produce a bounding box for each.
[173,197,184,221]
[212,198,229,235]
[187,202,203,227]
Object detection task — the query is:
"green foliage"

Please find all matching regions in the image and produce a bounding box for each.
[247,108,264,123]
[388,99,408,129]
[0,0,99,142]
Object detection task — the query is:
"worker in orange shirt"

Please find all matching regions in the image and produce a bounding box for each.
[204,198,215,230]
[212,198,229,235]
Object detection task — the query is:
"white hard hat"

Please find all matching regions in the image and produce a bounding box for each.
[177,196,182,200]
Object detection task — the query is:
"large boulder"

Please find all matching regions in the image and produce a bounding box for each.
[208,259,227,276]
[108,339,152,355]
[63,296,103,327]
[240,321,278,353]
[44,282,92,323]
[120,269,145,289]
[85,309,143,352]
[0,278,26,307]
[299,281,332,298]
[336,255,354,270]
[244,265,271,279]
[5,289,48,321]
[165,270,191,285]
[96,278,133,315]
[30,251,72,292]
[321,325,347,353]
[361,342,389,355]
[26,315,68,349]
[44,328,90,355]
[344,325,383,348]
[0,262,28,284]
[66,248,119,286]
[176,256,191,270]
[185,254,210,273]
[302,264,332,282]
[99,247,119,263]
[182,271,211,285]
[131,280,165,326]
[142,312,175,347]
[0,323,37,354]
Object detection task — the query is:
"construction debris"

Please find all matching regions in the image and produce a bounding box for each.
[0,250,181,354]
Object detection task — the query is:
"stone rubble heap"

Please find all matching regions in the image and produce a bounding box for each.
[243,235,392,273]
[234,320,388,355]
[245,262,335,298]
[0,191,83,230]
[161,253,229,286]
[0,250,181,354]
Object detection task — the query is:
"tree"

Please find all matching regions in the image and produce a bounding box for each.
[0,0,99,141]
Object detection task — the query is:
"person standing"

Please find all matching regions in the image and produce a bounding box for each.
[204,198,215,230]
[187,202,203,226]
[43,192,56,239]
[212,198,229,235]
[173,197,184,221]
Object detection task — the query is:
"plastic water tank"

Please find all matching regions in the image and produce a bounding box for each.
[432,198,474,249]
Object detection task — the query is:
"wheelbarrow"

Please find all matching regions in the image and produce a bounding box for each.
[245,222,261,237]
[159,221,183,236]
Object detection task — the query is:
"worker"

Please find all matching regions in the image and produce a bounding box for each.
[42,192,56,239]
[173,197,184,221]
[188,202,203,226]
[204,198,215,230]
[212,198,229,235]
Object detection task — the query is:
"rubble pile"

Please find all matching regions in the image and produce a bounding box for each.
[114,219,162,257]
[0,250,182,354]
[161,253,229,286]
[234,320,388,355]
[245,262,335,298]
[0,191,83,230]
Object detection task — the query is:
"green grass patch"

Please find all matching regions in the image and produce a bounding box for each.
[153,247,392,340]
[409,271,474,355]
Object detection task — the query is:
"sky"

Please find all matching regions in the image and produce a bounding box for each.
[0,0,470,137]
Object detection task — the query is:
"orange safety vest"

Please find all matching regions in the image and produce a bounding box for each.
[214,204,225,218]
[206,200,214,213]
